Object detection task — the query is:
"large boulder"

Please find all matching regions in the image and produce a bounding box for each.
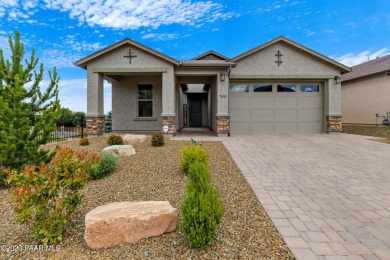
[84,201,177,249]
[102,145,136,156]
[123,134,147,145]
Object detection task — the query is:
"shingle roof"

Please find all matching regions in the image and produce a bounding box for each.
[180,60,236,67]
[192,50,229,61]
[341,54,390,82]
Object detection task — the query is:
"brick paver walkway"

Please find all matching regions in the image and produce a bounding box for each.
[174,134,390,259]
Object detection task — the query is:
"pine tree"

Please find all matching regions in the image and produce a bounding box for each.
[105,111,112,133]
[0,32,60,170]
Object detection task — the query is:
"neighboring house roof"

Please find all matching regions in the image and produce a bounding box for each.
[341,54,390,83]
[74,38,180,69]
[180,60,236,67]
[192,50,229,61]
[230,36,351,74]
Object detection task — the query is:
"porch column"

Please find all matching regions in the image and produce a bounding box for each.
[161,69,176,136]
[86,70,105,135]
[216,72,229,137]
[326,77,342,133]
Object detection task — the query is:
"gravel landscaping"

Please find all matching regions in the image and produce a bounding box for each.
[0,137,294,259]
[342,124,390,144]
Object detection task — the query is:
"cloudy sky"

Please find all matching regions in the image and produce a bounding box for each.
[0,0,389,113]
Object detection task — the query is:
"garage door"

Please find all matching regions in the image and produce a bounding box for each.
[229,83,323,134]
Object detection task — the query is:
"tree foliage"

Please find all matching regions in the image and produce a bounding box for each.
[105,111,112,133]
[0,31,61,170]
[180,161,224,248]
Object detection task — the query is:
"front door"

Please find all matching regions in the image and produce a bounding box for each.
[190,98,202,126]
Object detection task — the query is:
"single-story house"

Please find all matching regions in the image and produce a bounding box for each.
[341,54,390,125]
[75,36,350,136]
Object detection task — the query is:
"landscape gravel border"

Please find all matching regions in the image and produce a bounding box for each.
[0,137,294,259]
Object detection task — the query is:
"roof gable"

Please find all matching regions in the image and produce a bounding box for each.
[74,38,180,69]
[230,36,350,73]
[341,54,390,82]
[192,50,229,61]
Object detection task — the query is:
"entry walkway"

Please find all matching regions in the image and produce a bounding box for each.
[173,134,390,259]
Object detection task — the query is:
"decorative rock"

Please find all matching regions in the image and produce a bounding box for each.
[84,201,177,250]
[103,145,136,156]
[123,134,147,144]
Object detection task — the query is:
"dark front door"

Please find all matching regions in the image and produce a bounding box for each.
[190,98,202,126]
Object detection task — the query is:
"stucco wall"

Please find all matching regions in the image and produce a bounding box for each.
[342,74,390,124]
[230,42,342,115]
[86,44,175,117]
[112,75,162,131]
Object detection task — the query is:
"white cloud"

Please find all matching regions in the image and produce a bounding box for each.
[334,48,390,66]
[0,0,38,20]
[41,0,230,29]
[141,33,180,41]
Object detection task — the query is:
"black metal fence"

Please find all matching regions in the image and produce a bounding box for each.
[48,114,86,143]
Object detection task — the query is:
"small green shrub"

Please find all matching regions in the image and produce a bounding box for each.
[0,169,6,186]
[180,161,225,248]
[151,132,165,147]
[180,144,209,173]
[79,137,90,146]
[91,151,118,179]
[107,134,123,145]
[5,147,100,245]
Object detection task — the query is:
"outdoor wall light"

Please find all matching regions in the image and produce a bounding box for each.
[334,76,341,84]
[220,73,226,81]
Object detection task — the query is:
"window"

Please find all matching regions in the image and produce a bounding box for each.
[229,84,249,92]
[138,84,153,117]
[254,84,272,92]
[301,84,319,92]
[277,84,296,92]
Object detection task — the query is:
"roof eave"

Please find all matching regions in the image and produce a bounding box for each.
[230,36,351,73]
[74,38,180,69]
[342,70,390,83]
[180,62,237,67]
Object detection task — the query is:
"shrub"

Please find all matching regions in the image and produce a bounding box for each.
[180,144,209,173]
[5,147,100,245]
[151,132,165,147]
[180,161,224,248]
[90,151,118,179]
[0,169,5,186]
[107,134,123,145]
[79,137,90,146]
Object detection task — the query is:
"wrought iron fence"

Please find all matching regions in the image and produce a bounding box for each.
[47,114,85,143]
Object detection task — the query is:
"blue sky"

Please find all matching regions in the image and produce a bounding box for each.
[1,0,389,113]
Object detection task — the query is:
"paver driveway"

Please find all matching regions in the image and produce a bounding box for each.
[222,134,390,260]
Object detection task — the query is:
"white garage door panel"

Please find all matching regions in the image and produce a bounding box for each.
[251,96,274,107]
[251,121,274,133]
[230,108,250,120]
[300,122,322,133]
[275,109,297,120]
[230,96,250,107]
[299,96,321,107]
[229,83,323,134]
[300,109,322,120]
[275,97,297,107]
[251,109,274,120]
[230,121,250,134]
[275,122,298,133]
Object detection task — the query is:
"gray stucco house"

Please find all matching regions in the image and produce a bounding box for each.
[341,54,390,125]
[75,36,350,136]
